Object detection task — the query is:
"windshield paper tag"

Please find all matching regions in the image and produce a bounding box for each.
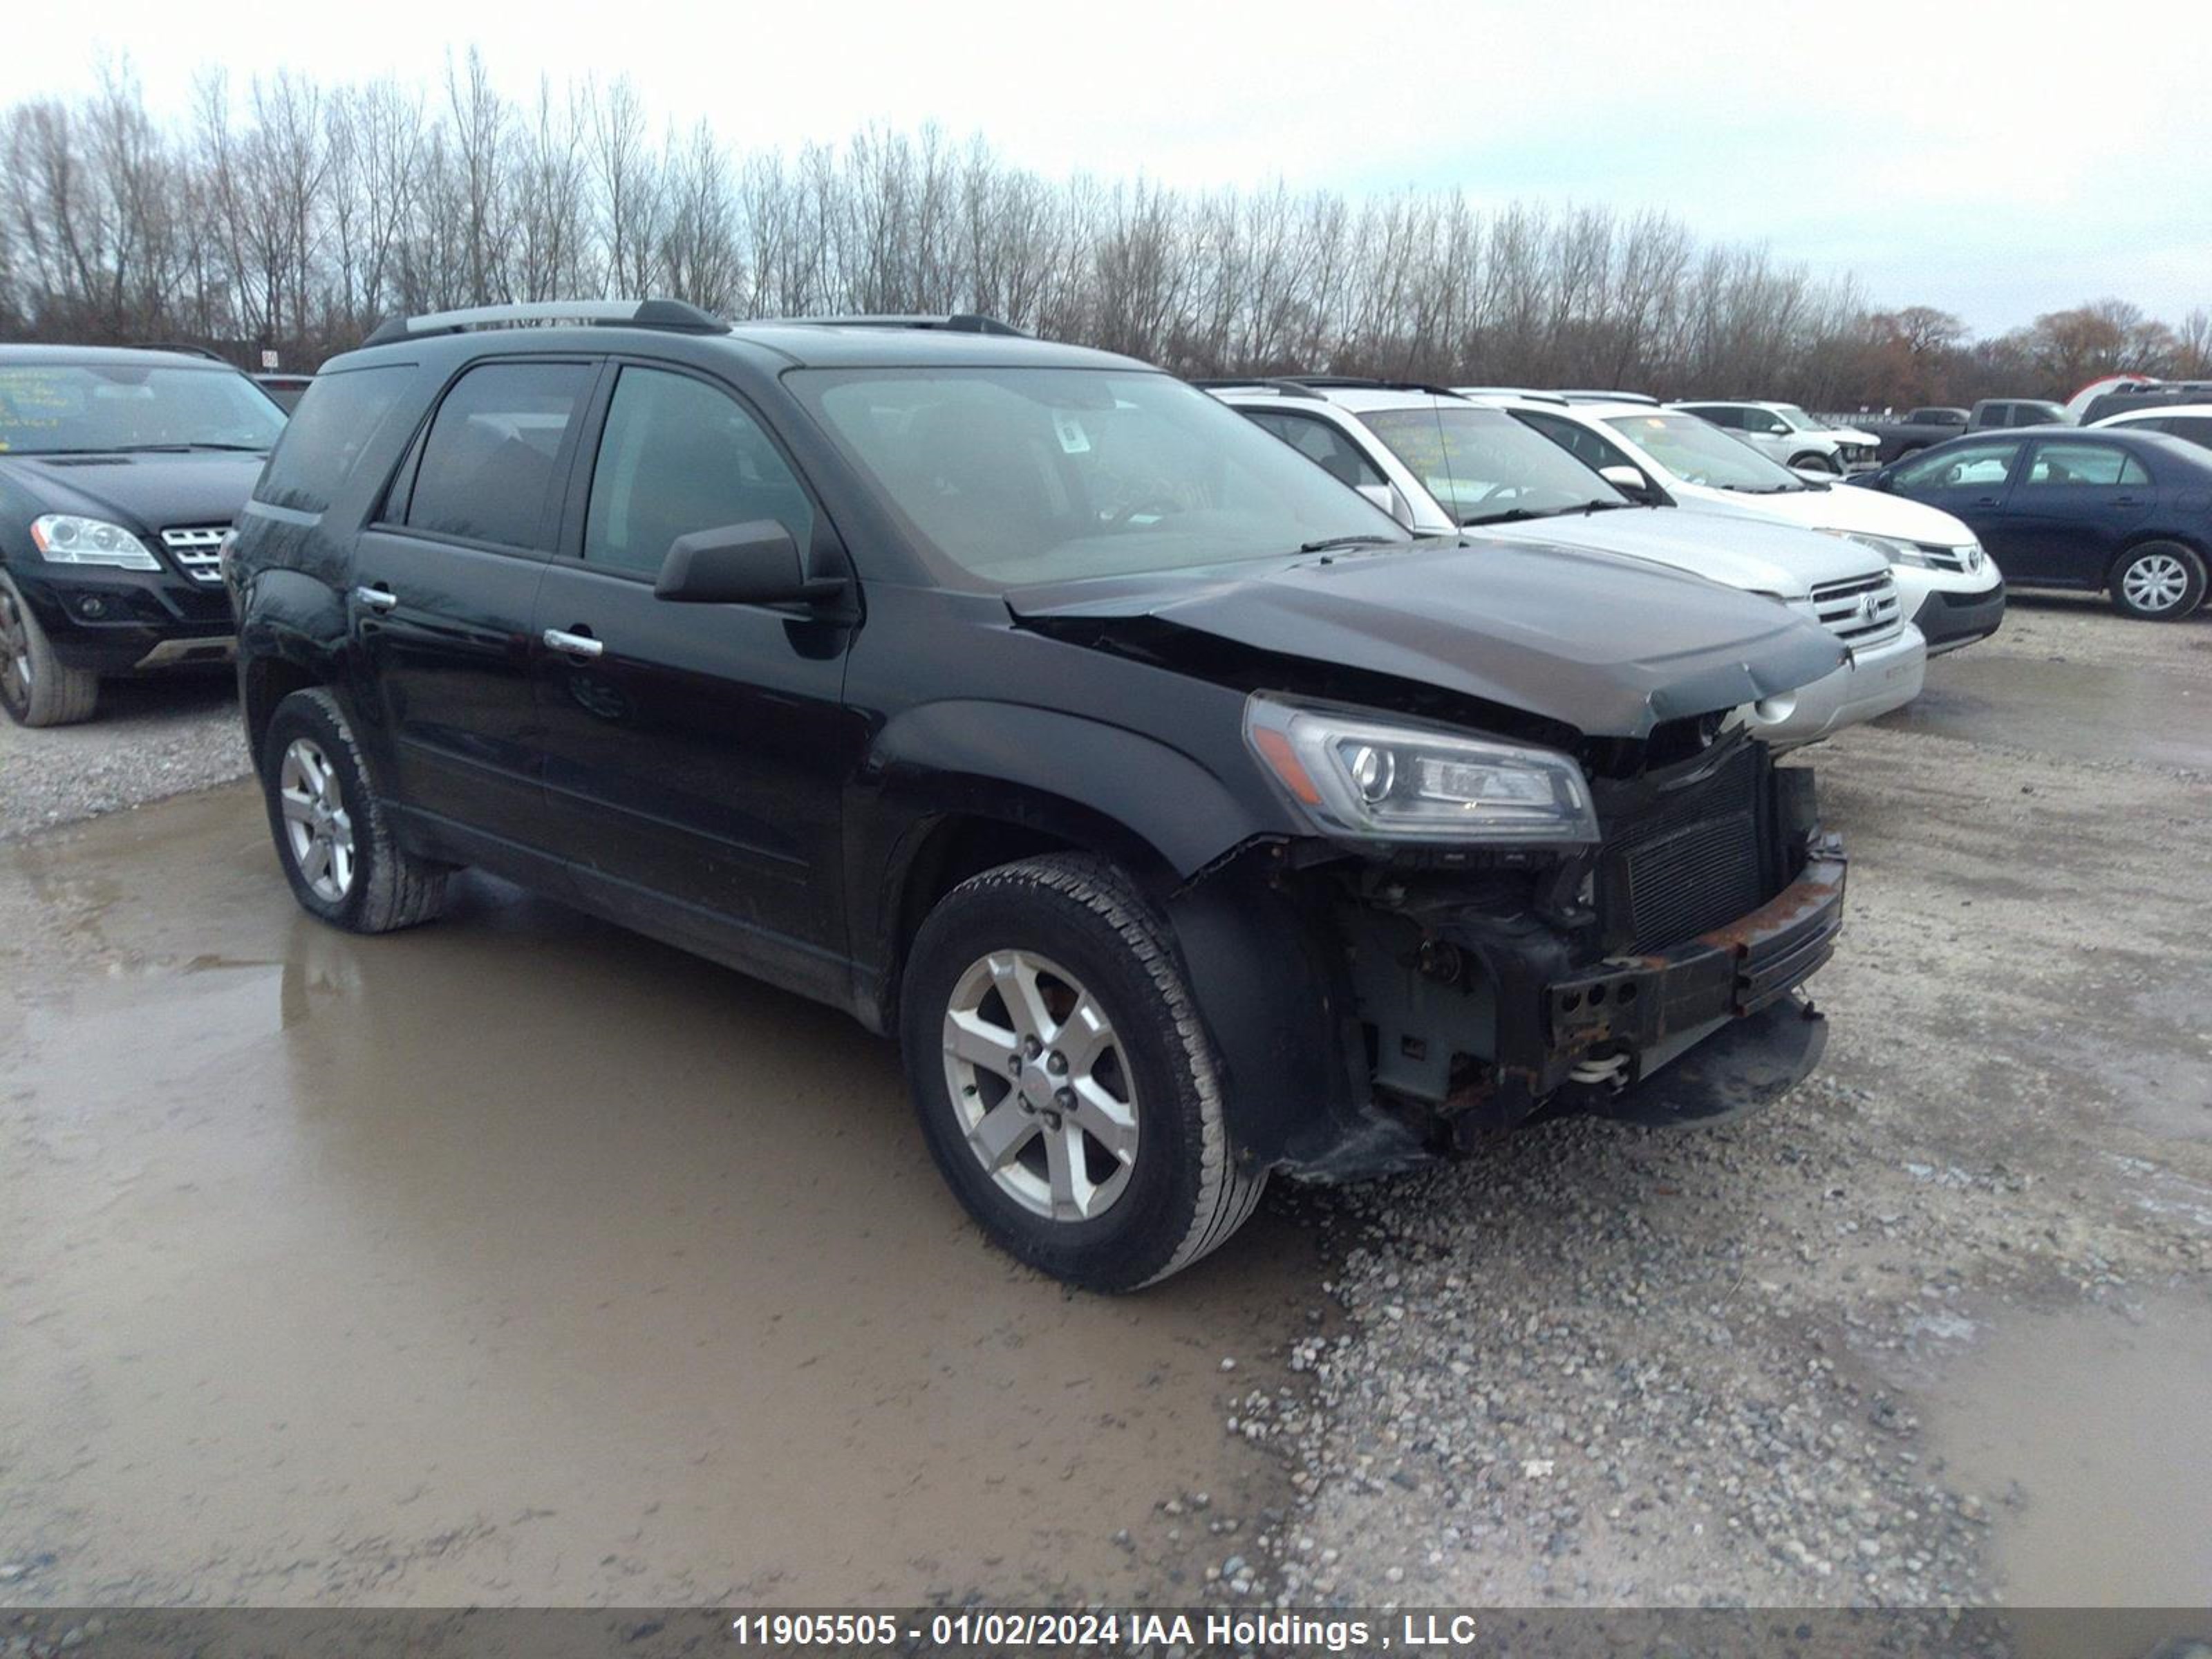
[1053,411,1092,454]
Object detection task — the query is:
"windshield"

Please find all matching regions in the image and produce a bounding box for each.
[1360,406,1623,523]
[1604,413,1806,492]
[0,362,285,456]
[792,367,1407,586]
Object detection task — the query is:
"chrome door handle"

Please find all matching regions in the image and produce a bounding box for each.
[354,585,397,612]
[542,628,603,660]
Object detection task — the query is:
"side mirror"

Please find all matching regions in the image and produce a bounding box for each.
[1600,464,1660,503]
[653,521,838,606]
[1356,481,1412,526]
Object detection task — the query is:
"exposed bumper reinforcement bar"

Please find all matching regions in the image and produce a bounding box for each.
[133,635,237,670]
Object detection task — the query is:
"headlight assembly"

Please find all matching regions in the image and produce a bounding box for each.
[1824,529,1924,566]
[1244,695,1598,845]
[29,515,160,570]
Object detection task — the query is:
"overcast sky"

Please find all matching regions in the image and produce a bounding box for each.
[17,0,2209,332]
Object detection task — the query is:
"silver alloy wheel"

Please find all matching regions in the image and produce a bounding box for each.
[278,737,356,903]
[941,948,1140,1223]
[2122,552,2190,613]
[0,586,31,711]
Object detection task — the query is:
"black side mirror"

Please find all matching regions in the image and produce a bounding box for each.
[653,521,839,606]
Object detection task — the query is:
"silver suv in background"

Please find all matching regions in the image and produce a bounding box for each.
[1671,400,1880,476]
[1209,378,1924,749]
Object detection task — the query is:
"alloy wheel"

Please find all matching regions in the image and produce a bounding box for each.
[2122,553,2190,615]
[278,737,356,903]
[0,587,31,714]
[940,948,1140,1223]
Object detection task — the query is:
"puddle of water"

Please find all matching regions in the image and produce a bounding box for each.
[1,787,1315,1604]
[1879,653,2212,771]
[1927,1297,2212,1609]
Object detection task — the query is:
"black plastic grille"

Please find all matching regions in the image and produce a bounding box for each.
[1604,744,1770,950]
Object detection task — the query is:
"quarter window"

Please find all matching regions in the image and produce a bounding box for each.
[402,362,594,551]
[582,367,816,577]
[2024,443,2150,488]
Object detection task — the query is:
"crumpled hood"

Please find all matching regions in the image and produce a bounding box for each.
[1006,539,1846,740]
[1465,507,1884,597]
[4,451,266,531]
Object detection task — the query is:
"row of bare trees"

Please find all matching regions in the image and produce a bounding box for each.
[3,57,2203,411]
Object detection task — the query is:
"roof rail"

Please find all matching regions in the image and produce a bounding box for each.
[1557,389,1659,405]
[765,313,1029,337]
[1188,377,1327,400]
[362,298,729,348]
[131,341,232,364]
[1282,375,1470,400]
[1454,385,1566,406]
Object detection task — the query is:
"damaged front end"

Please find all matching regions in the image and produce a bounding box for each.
[1168,714,1844,1185]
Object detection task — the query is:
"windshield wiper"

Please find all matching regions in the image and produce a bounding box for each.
[1297,534,1397,554]
[111,442,270,453]
[1462,507,1572,526]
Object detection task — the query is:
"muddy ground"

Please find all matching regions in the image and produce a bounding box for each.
[1,594,2208,1615]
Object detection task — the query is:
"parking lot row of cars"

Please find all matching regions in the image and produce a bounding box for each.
[0,309,2203,1288]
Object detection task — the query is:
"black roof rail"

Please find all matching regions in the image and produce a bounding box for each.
[362,298,729,348]
[763,313,1029,337]
[129,341,232,363]
[1457,386,1568,406]
[1557,388,1660,405]
[1188,377,1327,400]
[1280,375,1470,400]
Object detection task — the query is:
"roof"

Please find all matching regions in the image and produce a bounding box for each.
[0,343,249,372]
[1208,381,1465,415]
[2096,402,2212,424]
[723,321,1142,371]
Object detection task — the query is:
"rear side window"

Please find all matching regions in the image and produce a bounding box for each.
[2024,443,2150,487]
[254,366,411,512]
[582,367,815,576]
[403,362,594,551]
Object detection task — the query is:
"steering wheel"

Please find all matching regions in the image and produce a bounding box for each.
[1102,497,1181,527]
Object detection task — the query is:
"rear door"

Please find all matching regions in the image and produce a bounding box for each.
[529,360,859,1002]
[2003,439,2155,586]
[350,356,601,852]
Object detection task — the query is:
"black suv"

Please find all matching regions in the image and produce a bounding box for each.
[229,300,1851,1290]
[0,345,286,725]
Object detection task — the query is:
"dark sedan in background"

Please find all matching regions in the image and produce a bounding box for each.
[0,345,285,724]
[1850,426,2212,620]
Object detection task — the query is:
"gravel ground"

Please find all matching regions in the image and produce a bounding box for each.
[0,672,246,841]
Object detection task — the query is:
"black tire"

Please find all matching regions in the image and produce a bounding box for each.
[260,687,447,933]
[2108,541,2207,621]
[1789,451,1839,475]
[0,572,100,728]
[899,853,1266,1292]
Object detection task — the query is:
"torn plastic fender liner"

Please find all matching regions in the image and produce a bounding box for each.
[1006,538,1846,740]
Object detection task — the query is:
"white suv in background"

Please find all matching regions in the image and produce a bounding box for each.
[1208,379,1924,749]
[1485,394,2005,657]
[1670,400,1881,475]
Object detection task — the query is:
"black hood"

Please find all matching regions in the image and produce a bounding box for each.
[1006,538,1846,740]
[3,451,267,531]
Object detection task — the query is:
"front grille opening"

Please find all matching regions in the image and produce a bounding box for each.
[160,526,227,585]
[1600,744,1775,950]
[1810,572,1902,644]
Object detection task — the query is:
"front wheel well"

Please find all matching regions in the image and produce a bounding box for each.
[893,816,1086,975]
[242,657,324,774]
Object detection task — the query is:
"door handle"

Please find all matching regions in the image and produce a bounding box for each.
[1971,496,2001,507]
[2111,496,2141,507]
[354,584,397,612]
[542,627,604,660]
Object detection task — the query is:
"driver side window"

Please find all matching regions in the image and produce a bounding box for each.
[1895,440,2021,492]
[583,367,815,577]
[1245,411,1387,491]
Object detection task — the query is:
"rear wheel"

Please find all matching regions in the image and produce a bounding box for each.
[0,573,100,728]
[2108,541,2206,620]
[261,688,448,933]
[899,854,1266,1291]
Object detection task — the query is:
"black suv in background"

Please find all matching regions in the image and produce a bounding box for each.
[0,345,286,725]
[228,300,1852,1290]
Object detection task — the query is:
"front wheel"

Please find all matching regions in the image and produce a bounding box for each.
[1789,451,1839,475]
[261,687,448,933]
[899,854,1266,1292]
[2109,542,2207,620]
[0,572,99,727]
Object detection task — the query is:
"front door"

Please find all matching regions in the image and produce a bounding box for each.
[1886,438,2025,568]
[349,356,599,851]
[529,362,859,1002]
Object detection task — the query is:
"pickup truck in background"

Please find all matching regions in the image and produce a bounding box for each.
[1853,399,2068,462]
